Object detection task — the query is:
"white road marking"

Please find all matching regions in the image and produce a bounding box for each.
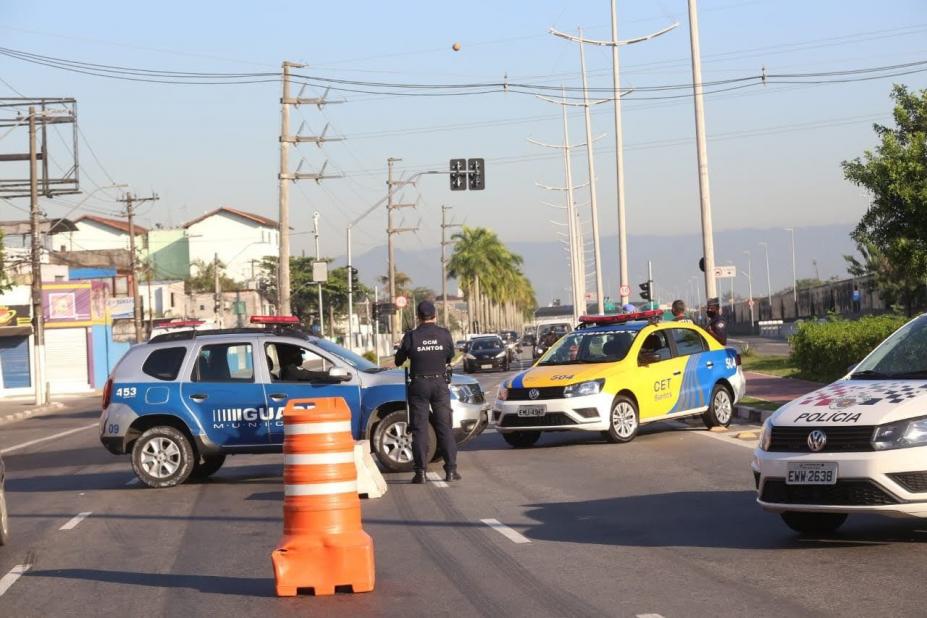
[125,478,140,487]
[0,563,32,597]
[0,423,97,455]
[426,472,448,488]
[59,511,92,530]
[480,518,531,544]
[637,614,665,618]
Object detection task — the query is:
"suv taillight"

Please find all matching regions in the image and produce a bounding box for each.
[102,378,113,409]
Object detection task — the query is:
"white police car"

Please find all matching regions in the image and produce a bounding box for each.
[753,313,927,533]
[100,317,488,487]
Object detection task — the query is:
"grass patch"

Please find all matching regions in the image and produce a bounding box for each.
[739,353,824,383]
[739,396,782,412]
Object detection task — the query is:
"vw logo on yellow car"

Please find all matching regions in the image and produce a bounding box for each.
[807,430,827,452]
[528,389,540,400]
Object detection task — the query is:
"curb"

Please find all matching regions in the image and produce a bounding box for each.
[0,401,66,426]
[734,404,776,425]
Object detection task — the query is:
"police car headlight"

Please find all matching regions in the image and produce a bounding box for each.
[758,419,772,451]
[497,386,508,401]
[563,379,605,398]
[872,416,927,451]
[465,353,476,360]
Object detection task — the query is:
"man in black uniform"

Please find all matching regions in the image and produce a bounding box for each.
[705,298,728,345]
[394,300,459,485]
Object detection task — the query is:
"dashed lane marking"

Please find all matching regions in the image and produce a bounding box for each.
[59,511,93,531]
[426,472,448,488]
[0,423,97,455]
[0,563,32,597]
[636,614,665,618]
[480,518,531,544]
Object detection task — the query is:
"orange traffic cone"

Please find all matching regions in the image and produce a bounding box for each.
[271,397,375,596]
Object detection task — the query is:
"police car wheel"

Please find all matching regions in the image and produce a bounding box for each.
[374,409,437,473]
[190,454,226,480]
[702,384,734,429]
[131,426,195,488]
[605,396,639,443]
[0,488,9,546]
[501,430,541,448]
[780,511,848,534]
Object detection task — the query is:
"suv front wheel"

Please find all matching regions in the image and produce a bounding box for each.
[132,426,196,488]
[373,409,436,473]
[0,487,9,545]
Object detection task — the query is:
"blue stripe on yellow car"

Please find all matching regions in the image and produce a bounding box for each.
[669,355,705,414]
[512,372,526,389]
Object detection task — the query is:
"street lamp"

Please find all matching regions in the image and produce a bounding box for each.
[759,241,772,317]
[784,227,797,304]
[743,250,754,326]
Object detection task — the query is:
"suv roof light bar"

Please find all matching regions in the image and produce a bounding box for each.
[250,315,300,325]
[577,309,663,326]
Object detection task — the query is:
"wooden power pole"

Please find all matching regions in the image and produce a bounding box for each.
[118,192,158,343]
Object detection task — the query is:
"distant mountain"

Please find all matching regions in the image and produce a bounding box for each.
[347,223,859,306]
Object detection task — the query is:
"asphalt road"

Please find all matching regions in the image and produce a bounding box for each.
[3,355,927,616]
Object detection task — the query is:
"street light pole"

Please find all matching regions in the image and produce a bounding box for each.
[744,250,754,326]
[687,0,718,303]
[785,227,798,314]
[313,211,324,337]
[759,241,772,313]
[346,224,353,350]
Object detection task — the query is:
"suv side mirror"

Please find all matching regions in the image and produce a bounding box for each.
[328,367,351,382]
[638,351,661,366]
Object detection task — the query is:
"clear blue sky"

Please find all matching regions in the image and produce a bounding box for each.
[1,0,926,300]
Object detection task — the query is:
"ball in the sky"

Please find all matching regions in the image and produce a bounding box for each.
[452,42,461,52]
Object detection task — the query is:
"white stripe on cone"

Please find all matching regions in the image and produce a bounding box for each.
[284,420,352,435]
[285,480,358,496]
[284,452,355,466]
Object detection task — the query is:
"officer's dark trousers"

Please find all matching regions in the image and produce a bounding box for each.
[408,376,457,473]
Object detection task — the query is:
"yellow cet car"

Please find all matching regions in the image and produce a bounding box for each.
[492,311,746,447]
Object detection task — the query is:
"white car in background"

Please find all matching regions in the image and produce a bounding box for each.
[753,313,927,534]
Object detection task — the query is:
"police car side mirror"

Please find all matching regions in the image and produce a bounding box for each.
[327,367,351,382]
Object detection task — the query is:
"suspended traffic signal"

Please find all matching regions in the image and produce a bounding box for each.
[467,158,485,190]
[450,158,466,191]
[350,266,359,288]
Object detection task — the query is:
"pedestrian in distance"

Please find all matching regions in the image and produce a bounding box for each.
[622,303,637,314]
[705,298,728,345]
[671,299,689,322]
[394,300,461,485]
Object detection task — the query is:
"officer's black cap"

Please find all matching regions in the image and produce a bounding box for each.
[417,300,436,319]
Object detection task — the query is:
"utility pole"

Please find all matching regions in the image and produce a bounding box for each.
[27,107,47,405]
[346,224,353,349]
[441,205,462,328]
[117,192,159,343]
[759,241,772,312]
[313,211,324,337]
[277,60,342,316]
[785,227,798,314]
[744,250,754,325]
[386,157,417,336]
[687,0,718,303]
[213,252,221,327]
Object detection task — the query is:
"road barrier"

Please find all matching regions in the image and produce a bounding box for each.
[271,397,375,597]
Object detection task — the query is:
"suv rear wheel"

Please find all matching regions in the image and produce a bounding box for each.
[374,409,436,473]
[132,426,195,488]
[190,454,227,480]
[0,487,9,546]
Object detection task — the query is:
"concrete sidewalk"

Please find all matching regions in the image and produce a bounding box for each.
[0,392,100,425]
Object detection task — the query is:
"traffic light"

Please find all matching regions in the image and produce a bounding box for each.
[349,266,359,288]
[639,281,652,301]
[450,158,466,191]
[467,158,485,190]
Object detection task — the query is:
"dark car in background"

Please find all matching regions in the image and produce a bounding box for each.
[463,336,510,373]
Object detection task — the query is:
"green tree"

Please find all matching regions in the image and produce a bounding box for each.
[842,84,927,313]
[845,238,926,315]
[186,258,238,293]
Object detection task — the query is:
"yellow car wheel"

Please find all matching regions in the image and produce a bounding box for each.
[604,395,639,444]
[701,384,734,429]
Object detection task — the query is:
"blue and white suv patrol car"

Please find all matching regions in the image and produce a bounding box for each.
[100,319,488,487]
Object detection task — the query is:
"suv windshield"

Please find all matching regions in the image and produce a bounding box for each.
[313,338,382,372]
[471,339,502,352]
[851,315,927,379]
[538,330,638,365]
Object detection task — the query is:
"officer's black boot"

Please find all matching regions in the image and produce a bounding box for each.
[411,470,426,484]
[445,469,462,482]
